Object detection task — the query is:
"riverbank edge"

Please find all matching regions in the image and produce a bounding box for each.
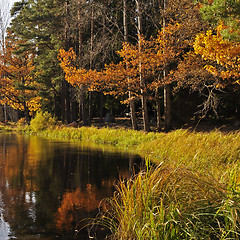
[2,123,240,238]
[27,125,240,239]
[13,124,240,182]
[1,123,240,180]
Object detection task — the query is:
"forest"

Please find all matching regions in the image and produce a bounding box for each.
[0,0,240,132]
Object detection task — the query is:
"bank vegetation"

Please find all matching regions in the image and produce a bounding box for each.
[7,112,239,239]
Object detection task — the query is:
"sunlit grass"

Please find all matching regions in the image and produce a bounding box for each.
[17,124,240,239]
[99,161,240,239]
[23,126,240,183]
[0,122,16,132]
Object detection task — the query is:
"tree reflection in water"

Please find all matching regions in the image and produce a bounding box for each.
[0,134,142,239]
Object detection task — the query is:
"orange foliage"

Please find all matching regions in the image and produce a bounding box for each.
[56,185,108,230]
[58,23,180,102]
[58,49,104,91]
[0,32,41,114]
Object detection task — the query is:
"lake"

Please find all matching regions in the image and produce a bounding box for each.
[0,134,143,240]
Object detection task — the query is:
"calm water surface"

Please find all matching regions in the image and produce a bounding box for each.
[0,134,143,240]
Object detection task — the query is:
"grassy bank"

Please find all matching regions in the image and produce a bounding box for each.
[23,126,240,182]
[14,123,240,239]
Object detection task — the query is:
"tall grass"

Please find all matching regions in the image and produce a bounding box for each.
[99,161,240,239]
[24,126,240,183]
[18,122,240,239]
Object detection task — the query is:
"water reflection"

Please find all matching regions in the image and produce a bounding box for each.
[0,134,143,240]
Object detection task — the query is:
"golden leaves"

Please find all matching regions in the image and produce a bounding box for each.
[194,23,240,82]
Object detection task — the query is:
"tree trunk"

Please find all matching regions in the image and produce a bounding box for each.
[124,0,138,130]
[99,91,104,122]
[88,6,94,122]
[4,104,7,122]
[136,0,149,132]
[164,84,171,131]
[80,85,87,125]
[156,87,161,131]
[88,91,93,121]
[61,80,70,123]
[23,100,30,123]
[163,0,171,131]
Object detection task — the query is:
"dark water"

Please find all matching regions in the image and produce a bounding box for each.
[0,134,143,240]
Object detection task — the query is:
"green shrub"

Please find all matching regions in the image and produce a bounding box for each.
[30,111,56,132]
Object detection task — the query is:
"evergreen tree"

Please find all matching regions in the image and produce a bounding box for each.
[10,0,70,121]
[199,0,240,41]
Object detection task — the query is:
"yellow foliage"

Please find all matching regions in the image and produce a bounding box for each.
[194,23,240,82]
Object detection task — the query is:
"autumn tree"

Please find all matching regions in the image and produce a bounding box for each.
[194,23,240,84]
[0,32,41,120]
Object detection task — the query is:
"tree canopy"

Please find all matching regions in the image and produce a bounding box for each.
[0,0,239,129]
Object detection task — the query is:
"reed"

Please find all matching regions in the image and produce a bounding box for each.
[100,161,240,239]
[24,126,240,183]
[18,123,240,238]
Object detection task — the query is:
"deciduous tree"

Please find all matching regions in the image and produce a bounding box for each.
[0,32,41,120]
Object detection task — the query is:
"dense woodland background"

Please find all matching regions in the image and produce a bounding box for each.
[0,0,240,131]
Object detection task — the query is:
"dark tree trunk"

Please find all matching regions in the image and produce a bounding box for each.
[99,91,104,122]
[164,84,171,131]
[80,85,87,125]
[88,91,93,121]
[61,80,70,123]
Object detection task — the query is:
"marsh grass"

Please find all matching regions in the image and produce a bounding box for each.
[99,161,240,239]
[25,126,240,182]
[19,124,240,239]
[0,122,16,132]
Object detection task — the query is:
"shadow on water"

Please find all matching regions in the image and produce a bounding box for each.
[0,134,143,240]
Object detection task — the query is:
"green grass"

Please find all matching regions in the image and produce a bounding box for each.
[22,126,240,183]
[17,124,240,239]
[99,161,240,239]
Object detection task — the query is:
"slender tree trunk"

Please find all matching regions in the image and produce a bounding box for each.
[156,87,161,130]
[88,92,93,121]
[77,3,87,125]
[23,100,30,123]
[54,92,58,118]
[136,0,149,132]
[163,0,171,131]
[61,80,70,123]
[88,5,94,122]
[80,85,87,125]
[124,0,138,130]
[4,104,7,122]
[164,84,171,131]
[100,91,104,122]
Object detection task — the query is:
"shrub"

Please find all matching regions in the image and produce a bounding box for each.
[30,111,56,132]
